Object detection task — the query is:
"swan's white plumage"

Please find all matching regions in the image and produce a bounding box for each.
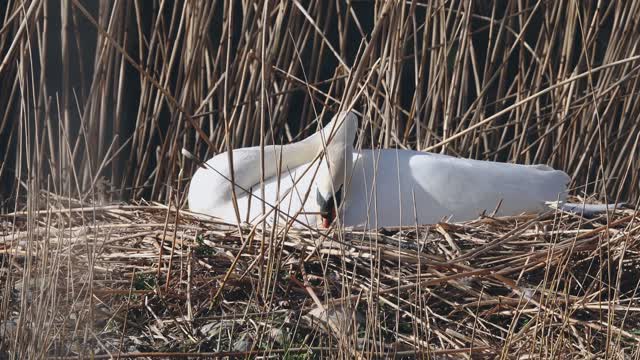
[343,150,568,227]
[188,112,572,229]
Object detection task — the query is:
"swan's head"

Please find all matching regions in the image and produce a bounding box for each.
[315,111,357,228]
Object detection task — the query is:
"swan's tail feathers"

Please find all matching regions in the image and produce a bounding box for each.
[547,201,626,216]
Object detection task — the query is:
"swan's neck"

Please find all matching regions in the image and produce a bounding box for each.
[219,114,355,200]
[264,140,318,178]
[224,139,319,197]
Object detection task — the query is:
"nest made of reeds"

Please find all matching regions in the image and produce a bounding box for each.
[1,194,639,358]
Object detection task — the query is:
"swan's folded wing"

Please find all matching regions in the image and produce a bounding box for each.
[412,155,569,220]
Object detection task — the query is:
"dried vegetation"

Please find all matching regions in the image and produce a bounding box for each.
[1,0,640,358]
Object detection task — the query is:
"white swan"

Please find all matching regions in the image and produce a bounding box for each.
[188,112,610,229]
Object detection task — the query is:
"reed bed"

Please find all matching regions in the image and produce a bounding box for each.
[2,0,640,358]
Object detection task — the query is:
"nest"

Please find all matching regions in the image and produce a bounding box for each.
[1,198,639,359]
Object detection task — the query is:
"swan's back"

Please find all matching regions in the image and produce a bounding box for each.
[343,150,569,228]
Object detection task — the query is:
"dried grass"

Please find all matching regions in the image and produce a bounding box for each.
[2,0,640,358]
[1,197,640,358]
